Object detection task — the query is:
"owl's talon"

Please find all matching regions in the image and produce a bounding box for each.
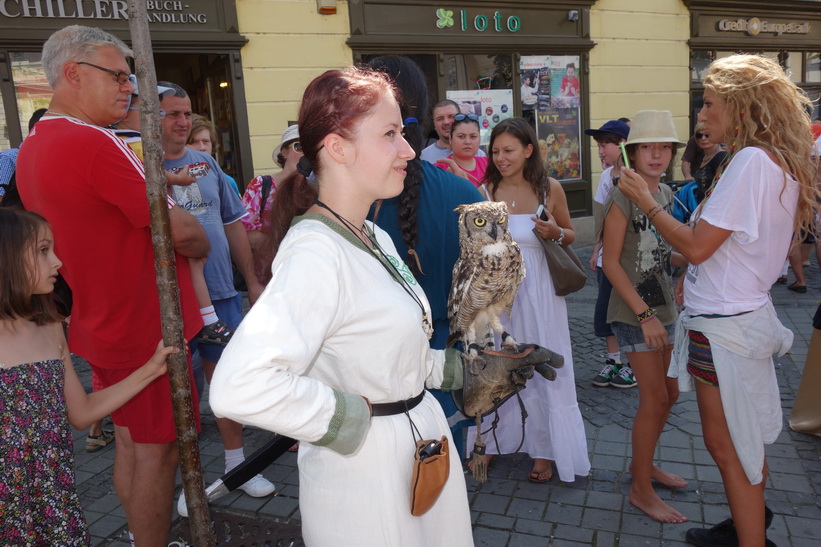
[501,331,519,353]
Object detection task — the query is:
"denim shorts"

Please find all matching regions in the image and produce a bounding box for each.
[611,321,676,353]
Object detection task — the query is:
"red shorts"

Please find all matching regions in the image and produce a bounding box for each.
[91,350,200,443]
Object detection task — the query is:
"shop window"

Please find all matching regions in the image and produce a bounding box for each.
[442,54,513,149]
[362,52,584,182]
[807,90,821,120]
[691,51,714,84]
[781,52,801,83]
[0,95,8,152]
[806,52,821,83]
[11,52,51,140]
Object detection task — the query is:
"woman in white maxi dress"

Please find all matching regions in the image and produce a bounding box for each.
[467,118,590,483]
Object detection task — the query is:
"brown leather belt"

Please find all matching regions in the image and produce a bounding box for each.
[370,391,425,416]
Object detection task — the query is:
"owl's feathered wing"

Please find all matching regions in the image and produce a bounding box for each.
[447,240,525,348]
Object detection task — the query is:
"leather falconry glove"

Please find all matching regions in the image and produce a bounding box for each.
[452,344,564,483]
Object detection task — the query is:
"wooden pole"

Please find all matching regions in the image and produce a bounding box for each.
[126,3,216,545]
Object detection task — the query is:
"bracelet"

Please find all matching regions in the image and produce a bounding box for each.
[553,227,565,245]
[646,205,661,222]
[636,308,657,323]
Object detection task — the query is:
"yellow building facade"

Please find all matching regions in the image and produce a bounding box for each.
[237,0,353,179]
[0,0,818,235]
[236,0,694,193]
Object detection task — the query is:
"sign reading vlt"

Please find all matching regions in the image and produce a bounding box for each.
[436,8,521,32]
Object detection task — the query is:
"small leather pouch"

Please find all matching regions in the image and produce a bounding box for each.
[410,436,450,516]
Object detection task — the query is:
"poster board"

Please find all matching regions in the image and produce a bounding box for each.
[520,55,582,180]
[446,89,513,147]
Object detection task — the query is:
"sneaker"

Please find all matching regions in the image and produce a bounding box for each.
[176,490,189,518]
[237,474,277,497]
[195,319,233,346]
[177,474,276,517]
[610,365,638,388]
[592,359,619,387]
[684,506,774,546]
[86,429,115,452]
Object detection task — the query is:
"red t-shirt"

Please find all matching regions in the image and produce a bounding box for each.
[17,116,202,368]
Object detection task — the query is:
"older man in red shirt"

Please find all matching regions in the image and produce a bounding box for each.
[17,25,208,545]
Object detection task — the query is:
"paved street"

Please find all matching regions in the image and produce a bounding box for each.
[72,246,821,546]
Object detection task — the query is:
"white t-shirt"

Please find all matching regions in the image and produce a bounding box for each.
[593,166,615,267]
[683,147,798,315]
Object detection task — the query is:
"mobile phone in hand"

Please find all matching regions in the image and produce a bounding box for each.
[535,204,548,221]
[619,142,631,170]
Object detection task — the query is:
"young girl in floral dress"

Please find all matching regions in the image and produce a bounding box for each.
[0,208,174,544]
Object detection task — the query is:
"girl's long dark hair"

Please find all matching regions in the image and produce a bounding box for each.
[0,209,62,325]
[368,55,429,275]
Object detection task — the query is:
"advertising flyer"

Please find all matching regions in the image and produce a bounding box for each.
[446,89,513,146]
[520,55,582,179]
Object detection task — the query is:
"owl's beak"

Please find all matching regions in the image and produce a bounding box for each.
[490,223,497,241]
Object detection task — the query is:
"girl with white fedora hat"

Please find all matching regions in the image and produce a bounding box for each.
[600,109,690,524]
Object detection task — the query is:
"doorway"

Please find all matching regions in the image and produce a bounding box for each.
[155,53,243,186]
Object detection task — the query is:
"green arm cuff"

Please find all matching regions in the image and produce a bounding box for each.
[439,348,463,391]
[313,391,370,455]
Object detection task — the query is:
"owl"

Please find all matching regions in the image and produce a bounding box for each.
[447,201,525,353]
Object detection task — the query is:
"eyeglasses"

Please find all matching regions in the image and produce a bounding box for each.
[454,113,479,122]
[127,106,166,119]
[76,61,132,86]
[288,142,303,153]
[696,132,708,139]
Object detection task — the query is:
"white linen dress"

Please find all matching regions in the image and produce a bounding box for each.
[210,214,473,547]
[467,213,591,482]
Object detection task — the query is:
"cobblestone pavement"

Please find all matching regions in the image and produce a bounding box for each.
[72,246,821,546]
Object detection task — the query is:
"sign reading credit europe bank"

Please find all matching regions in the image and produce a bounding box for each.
[0,0,208,23]
[717,17,811,37]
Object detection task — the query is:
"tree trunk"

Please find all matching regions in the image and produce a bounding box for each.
[126,3,216,545]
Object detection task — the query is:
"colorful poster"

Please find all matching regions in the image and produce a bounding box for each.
[537,108,581,180]
[447,89,513,146]
[519,55,549,112]
[550,60,580,108]
[520,55,582,179]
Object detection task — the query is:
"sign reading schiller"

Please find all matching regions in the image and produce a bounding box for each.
[717,17,811,37]
[0,0,209,25]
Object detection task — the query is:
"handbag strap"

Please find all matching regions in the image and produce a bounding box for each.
[259,175,274,211]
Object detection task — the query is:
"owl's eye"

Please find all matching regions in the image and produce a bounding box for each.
[498,216,508,224]
[473,218,487,227]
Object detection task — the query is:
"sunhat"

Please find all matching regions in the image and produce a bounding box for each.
[584,120,630,140]
[625,111,686,146]
[273,124,300,158]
